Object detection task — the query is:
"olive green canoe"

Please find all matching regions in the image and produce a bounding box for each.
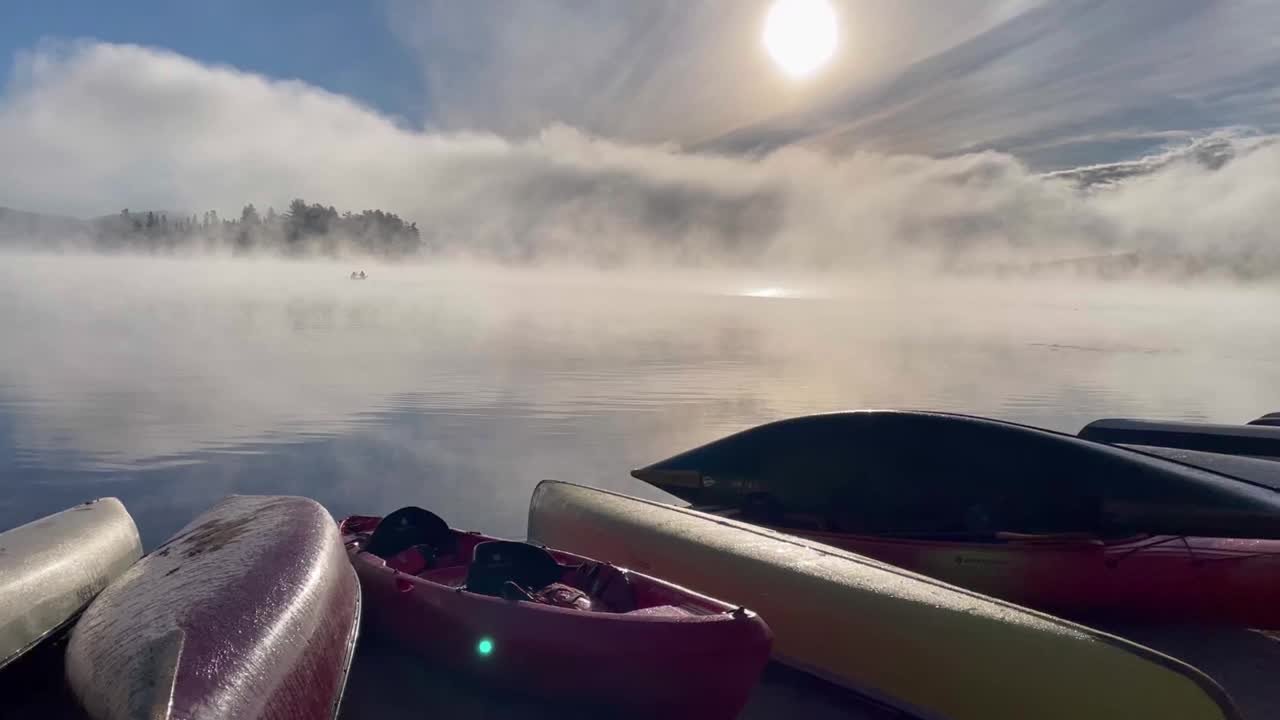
[527,481,1241,720]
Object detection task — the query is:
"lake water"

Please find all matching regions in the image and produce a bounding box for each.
[3,252,1279,547]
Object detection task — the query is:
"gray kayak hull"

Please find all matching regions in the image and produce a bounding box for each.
[0,498,141,670]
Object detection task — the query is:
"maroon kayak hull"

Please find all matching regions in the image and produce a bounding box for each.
[342,515,772,719]
[780,525,1280,627]
[67,496,361,720]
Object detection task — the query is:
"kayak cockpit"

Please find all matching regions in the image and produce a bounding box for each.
[342,509,721,617]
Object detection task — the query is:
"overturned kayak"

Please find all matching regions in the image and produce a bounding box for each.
[342,507,771,718]
[1080,417,1280,460]
[0,498,141,670]
[529,481,1242,720]
[1123,444,1280,491]
[67,495,361,720]
[633,410,1280,539]
[707,509,1280,627]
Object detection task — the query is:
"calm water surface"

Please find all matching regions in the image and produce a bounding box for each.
[3,253,1279,546]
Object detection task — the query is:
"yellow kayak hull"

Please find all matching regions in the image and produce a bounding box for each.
[528,481,1240,720]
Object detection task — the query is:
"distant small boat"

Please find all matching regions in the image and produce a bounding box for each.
[67,495,360,720]
[349,270,367,280]
[0,498,141,671]
[341,507,772,718]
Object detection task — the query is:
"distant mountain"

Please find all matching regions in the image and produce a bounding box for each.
[0,206,94,249]
[1042,131,1271,189]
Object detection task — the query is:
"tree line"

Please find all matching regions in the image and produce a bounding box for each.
[95,199,421,258]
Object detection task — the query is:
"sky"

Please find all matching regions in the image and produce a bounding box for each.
[3,1,1280,269]
[0,1,425,124]
[0,0,1032,142]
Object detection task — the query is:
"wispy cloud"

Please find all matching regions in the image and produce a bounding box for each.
[386,0,1032,144]
[706,0,1280,168]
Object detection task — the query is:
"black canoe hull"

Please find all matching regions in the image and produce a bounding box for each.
[633,410,1280,540]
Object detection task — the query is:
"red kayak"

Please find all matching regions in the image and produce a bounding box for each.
[762,519,1280,627]
[341,507,772,718]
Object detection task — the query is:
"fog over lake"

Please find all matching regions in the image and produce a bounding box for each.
[2,252,1276,546]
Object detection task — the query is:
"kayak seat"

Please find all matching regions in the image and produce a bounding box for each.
[467,541,563,598]
[529,582,595,611]
[366,506,455,561]
[569,561,637,612]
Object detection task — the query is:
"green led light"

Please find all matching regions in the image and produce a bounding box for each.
[477,638,494,656]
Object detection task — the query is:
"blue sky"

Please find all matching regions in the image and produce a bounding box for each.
[0,0,425,122]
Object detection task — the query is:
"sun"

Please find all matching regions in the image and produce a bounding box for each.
[763,0,838,78]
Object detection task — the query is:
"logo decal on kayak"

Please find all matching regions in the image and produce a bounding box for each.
[954,555,1010,566]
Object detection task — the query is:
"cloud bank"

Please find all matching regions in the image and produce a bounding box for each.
[3,41,1280,275]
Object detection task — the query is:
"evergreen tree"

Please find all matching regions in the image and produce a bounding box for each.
[93,197,419,258]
